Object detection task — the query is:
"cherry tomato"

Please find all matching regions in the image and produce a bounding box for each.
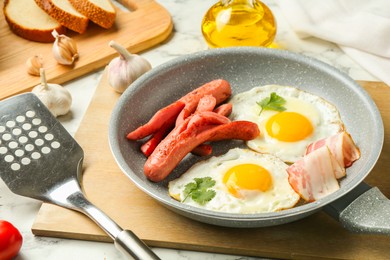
[0,220,23,260]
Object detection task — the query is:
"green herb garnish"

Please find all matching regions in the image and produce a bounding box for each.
[256,92,287,115]
[183,177,216,205]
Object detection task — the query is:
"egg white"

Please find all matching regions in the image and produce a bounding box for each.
[229,85,344,163]
[168,148,300,214]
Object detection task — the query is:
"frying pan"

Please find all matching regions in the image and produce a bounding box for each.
[109,47,389,234]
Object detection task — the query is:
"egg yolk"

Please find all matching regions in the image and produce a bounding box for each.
[223,164,272,198]
[265,112,313,142]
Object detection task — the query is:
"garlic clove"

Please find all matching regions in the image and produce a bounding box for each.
[26,55,43,76]
[32,68,72,117]
[52,30,78,65]
[107,40,152,93]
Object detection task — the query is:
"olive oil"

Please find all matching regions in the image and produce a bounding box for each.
[201,0,276,48]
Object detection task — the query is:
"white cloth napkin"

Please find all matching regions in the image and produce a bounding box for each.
[275,0,390,85]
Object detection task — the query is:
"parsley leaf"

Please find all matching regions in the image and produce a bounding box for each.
[256,92,286,115]
[183,177,216,205]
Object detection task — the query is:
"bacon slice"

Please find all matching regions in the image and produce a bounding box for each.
[306,131,360,178]
[287,146,343,202]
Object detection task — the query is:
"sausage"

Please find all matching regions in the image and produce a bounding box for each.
[186,111,230,133]
[206,121,260,142]
[126,101,185,140]
[191,144,213,156]
[127,79,231,140]
[190,102,233,156]
[142,109,229,157]
[139,108,228,157]
[195,95,216,113]
[213,103,232,117]
[144,121,260,182]
[140,122,173,157]
[175,79,231,126]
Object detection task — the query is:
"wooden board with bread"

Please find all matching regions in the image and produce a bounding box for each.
[0,0,173,100]
[4,0,117,42]
[34,0,90,34]
[3,0,66,43]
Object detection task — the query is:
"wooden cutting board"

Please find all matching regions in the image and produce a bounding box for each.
[0,0,172,100]
[32,70,390,259]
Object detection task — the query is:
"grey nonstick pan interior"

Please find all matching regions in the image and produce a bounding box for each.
[109,47,388,234]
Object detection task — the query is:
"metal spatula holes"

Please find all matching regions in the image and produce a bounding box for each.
[2,133,11,141]
[0,109,61,171]
[25,110,35,118]
[8,141,17,149]
[0,147,7,154]
[28,131,38,138]
[6,120,16,128]
[12,128,22,136]
[16,115,26,123]
[1,93,157,258]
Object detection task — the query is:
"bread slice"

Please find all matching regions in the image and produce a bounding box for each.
[34,0,89,34]
[3,0,66,43]
[68,0,116,29]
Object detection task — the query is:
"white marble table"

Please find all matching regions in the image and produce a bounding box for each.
[0,0,379,259]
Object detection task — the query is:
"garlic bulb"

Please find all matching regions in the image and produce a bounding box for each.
[32,68,72,117]
[26,55,43,76]
[52,30,78,65]
[108,40,152,93]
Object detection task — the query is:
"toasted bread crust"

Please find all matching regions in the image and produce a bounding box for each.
[3,0,66,43]
[68,0,116,29]
[34,0,89,34]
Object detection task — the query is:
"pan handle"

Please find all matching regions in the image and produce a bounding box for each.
[324,182,390,235]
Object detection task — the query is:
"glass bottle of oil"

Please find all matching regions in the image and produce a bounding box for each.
[201,0,276,48]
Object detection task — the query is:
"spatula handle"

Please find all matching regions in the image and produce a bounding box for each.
[81,201,160,259]
[81,203,160,259]
[115,230,161,260]
[61,187,160,259]
[77,197,160,259]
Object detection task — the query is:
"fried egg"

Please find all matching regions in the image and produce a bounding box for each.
[168,148,300,214]
[229,85,344,163]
